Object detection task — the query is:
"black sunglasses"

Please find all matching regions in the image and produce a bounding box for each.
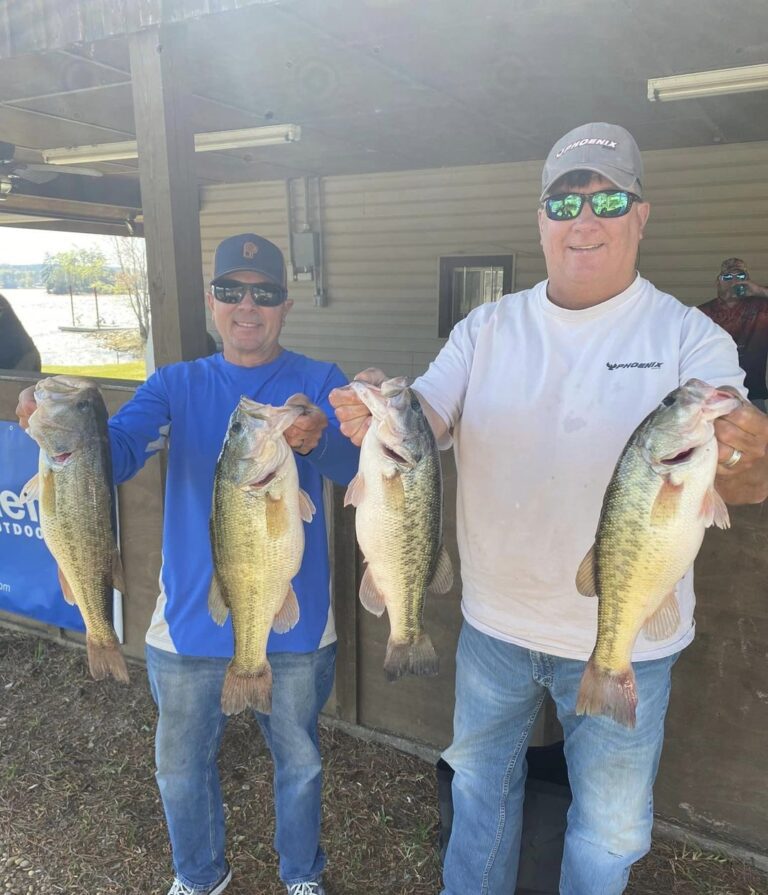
[211,280,287,306]
[543,189,641,221]
[719,272,748,282]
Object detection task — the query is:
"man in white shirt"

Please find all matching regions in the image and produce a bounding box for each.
[331,122,768,895]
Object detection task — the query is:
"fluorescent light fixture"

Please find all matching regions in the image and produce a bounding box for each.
[648,63,768,102]
[42,123,302,165]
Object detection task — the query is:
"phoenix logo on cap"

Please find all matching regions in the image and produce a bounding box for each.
[242,241,259,259]
[556,138,619,159]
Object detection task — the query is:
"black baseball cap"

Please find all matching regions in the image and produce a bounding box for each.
[211,233,287,287]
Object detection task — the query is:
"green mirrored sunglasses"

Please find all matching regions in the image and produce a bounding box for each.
[543,190,640,221]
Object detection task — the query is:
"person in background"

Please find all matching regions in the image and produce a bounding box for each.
[331,123,768,895]
[17,233,359,895]
[0,293,41,371]
[698,258,768,410]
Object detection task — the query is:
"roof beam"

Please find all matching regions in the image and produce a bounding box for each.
[129,23,208,365]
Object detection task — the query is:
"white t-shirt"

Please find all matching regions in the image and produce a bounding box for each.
[413,275,744,662]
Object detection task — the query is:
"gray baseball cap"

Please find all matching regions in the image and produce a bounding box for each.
[540,123,644,201]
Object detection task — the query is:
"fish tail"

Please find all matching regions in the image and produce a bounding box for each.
[384,633,439,681]
[86,636,130,684]
[576,656,637,728]
[221,661,273,716]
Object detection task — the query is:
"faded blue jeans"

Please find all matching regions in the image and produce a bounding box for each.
[146,642,336,891]
[441,622,678,895]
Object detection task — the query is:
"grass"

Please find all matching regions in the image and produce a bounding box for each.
[42,361,146,381]
[0,627,766,895]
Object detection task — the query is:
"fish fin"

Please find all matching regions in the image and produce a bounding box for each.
[299,489,316,523]
[344,472,365,508]
[221,660,272,715]
[576,656,637,728]
[427,545,454,594]
[642,590,681,641]
[86,635,129,683]
[384,634,439,681]
[208,574,230,625]
[57,568,77,605]
[111,550,126,594]
[701,486,730,530]
[359,566,386,616]
[650,477,684,526]
[20,473,40,502]
[575,545,598,597]
[272,586,300,633]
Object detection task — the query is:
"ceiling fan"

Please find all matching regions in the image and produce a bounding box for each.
[0,140,103,194]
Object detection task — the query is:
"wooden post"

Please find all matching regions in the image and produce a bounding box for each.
[332,484,360,724]
[128,24,208,366]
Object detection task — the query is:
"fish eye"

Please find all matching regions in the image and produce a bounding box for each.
[410,396,420,411]
[230,421,243,433]
[76,399,90,410]
[661,394,676,407]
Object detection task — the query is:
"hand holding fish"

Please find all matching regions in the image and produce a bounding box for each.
[713,394,768,504]
[283,393,328,454]
[329,368,388,446]
[15,384,36,430]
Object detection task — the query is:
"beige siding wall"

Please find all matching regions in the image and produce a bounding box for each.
[201,140,768,380]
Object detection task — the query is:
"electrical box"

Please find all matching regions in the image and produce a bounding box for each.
[291,231,319,280]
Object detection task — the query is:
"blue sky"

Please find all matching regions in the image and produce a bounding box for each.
[0,226,119,265]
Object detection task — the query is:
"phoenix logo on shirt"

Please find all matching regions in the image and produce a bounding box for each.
[606,361,663,371]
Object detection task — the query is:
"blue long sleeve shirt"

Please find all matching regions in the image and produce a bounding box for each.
[109,350,359,657]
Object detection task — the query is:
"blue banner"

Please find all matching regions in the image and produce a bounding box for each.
[0,420,86,632]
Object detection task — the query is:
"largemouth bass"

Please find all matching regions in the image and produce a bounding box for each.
[22,376,128,683]
[344,377,453,680]
[575,379,742,727]
[209,397,315,715]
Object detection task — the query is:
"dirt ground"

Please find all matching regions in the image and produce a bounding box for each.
[0,628,765,895]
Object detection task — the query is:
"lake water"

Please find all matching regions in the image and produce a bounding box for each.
[3,289,143,367]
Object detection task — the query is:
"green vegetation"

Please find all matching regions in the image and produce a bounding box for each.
[0,263,44,289]
[43,248,113,296]
[42,361,146,381]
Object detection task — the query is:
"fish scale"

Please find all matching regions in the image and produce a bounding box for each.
[345,378,453,680]
[208,398,312,715]
[23,376,128,683]
[576,379,742,727]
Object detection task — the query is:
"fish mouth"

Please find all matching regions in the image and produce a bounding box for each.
[659,447,696,466]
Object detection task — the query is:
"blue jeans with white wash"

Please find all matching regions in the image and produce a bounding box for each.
[441,622,678,895]
[145,642,337,891]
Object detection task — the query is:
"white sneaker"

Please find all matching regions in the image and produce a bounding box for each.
[286,882,325,895]
[167,865,232,895]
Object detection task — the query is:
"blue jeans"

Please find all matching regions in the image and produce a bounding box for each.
[146,642,337,890]
[441,622,677,895]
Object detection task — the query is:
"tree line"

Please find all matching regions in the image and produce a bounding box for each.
[43,245,151,342]
[0,264,45,289]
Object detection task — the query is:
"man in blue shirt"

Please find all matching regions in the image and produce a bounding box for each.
[17,233,359,895]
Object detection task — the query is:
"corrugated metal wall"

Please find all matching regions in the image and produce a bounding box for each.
[201,140,768,381]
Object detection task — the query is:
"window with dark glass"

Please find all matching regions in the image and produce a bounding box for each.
[438,255,514,337]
